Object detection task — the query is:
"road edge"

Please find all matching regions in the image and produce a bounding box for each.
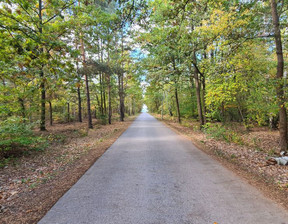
[154,115,288,212]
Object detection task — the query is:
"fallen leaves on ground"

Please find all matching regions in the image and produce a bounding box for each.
[155,115,288,194]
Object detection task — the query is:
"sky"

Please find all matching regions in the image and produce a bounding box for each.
[142,104,148,112]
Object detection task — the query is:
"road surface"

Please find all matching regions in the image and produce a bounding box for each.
[39,113,288,224]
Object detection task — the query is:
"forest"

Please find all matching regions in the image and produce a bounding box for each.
[141,0,288,153]
[0,0,145,160]
[1,0,288,159]
[0,0,288,222]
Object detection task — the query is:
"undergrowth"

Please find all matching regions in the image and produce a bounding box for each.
[203,122,243,145]
[0,117,48,167]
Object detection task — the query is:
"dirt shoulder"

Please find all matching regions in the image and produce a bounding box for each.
[153,114,288,211]
[0,116,136,224]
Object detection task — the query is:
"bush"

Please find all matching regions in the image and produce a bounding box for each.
[0,117,47,159]
[99,114,107,125]
[0,116,34,137]
[203,122,243,145]
[203,123,227,141]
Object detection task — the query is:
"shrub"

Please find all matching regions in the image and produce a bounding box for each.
[203,122,243,145]
[203,123,227,141]
[0,117,47,159]
[99,114,107,125]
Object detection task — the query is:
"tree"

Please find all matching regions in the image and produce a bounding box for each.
[270,0,287,151]
[0,0,76,130]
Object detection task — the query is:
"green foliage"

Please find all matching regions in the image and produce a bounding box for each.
[0,0,144,134]
[0,117,33,138]
[203,123,227,141]
[99,114,108,125]
[140,0,286,132]
[203,123,243,145]
[0,117,47,159]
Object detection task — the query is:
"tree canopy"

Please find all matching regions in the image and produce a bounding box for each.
[1,0,288,152]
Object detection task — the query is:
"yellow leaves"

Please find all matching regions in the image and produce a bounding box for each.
[210,9,226,25]
[202,6,249,41]
[206,44,215,52]
[201,20,208,26]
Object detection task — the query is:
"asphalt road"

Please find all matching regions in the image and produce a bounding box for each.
[39,113,288,224]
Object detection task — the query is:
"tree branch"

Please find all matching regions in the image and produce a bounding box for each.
[18,2,38,28]
[43,1,77,25]
[0,23,39,43]
[0,11,37,34]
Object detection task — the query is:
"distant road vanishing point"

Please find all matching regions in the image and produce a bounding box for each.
[39,113,288,224]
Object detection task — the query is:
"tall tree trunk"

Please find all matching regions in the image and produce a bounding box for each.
[189,76,196,117]
[172,57,181,123]
[77,86,82,122]
[169,107,173,117]
[18,98,25,119]
[121,75,125,119]
[128,103,131,116]
[67,102,70,123]
[103,81,107,115]
[121,74,125,120]
[75,15,82,124]
[49,101,53,126]
[192,52,204,127]
[132,97,135,115]
[84,72,92,128]
[270,0,287,151]
[202,52,207,124]
[99,73,104,115]
[119,30,125,122]
[201,75,207,125]
[40,69,46,131]
[107,44,112,125]
[95,91,101,116]
[39,0,46,131]
[101,73,107,115]
[79,0,92,129]
[76,60,82,123]
[99,38,105,116]
[118,73,125,121]
[108,74,112,124]
[193,70,204,126]
[175,86,181,123]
